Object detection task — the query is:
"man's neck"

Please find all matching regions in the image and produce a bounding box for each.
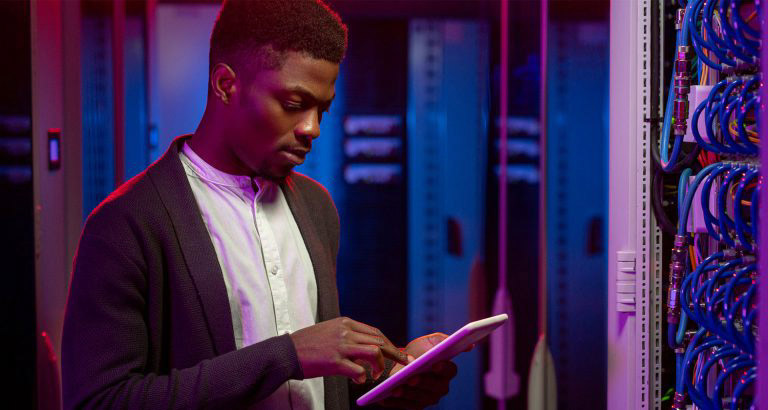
[189,115,250,176]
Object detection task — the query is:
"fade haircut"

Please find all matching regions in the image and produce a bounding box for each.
[209,0,348,78]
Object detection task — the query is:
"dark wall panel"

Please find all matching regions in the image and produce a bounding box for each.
[336,20,409,346]
[0,0,36,406]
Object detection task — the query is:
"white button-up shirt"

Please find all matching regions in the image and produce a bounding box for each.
[179,142,324,409]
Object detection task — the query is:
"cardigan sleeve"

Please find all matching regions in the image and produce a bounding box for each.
[324,193,341,269]
[62,229,303,410]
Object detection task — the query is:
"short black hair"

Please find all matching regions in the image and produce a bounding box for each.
[209,0,348,74]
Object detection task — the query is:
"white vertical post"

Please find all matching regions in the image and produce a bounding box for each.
[608,0,660,408]
[608,0,638,408]
[30,0,83,407]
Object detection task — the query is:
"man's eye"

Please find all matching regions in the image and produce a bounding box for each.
[283,102,304,111]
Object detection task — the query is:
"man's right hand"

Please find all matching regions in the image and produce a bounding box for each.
[290,317,409,384]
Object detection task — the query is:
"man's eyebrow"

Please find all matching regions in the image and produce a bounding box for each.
[285,85,335,107]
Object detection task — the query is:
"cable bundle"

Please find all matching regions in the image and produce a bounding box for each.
[659,0,760,171]
[687,0,759,72]
[653,1,761,408]
[669,166,759,408]
[691,78,760,155]
[675,249,757,410]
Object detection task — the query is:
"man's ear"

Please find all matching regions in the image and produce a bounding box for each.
[210,62,238,105]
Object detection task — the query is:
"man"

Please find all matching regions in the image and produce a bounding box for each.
[62,1,457,409]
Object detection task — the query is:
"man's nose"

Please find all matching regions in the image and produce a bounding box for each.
[295,109,321,140]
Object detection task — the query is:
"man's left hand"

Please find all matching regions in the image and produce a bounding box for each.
[376,333,458,410]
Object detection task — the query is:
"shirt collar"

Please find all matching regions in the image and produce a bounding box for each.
[180,142,277,200]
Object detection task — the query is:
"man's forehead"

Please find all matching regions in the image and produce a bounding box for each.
[284,84,336,104]
[269,54,338,97]
[278,53,339,81]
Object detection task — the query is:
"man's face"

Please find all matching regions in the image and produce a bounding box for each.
[226,51,339,180]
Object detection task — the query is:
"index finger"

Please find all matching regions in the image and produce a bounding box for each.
[347,320,397,347]
[347,332,409,366]
[347,320,408,365]
[380,344,410,366]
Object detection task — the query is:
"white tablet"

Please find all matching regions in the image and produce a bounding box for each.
[356,313,509,406]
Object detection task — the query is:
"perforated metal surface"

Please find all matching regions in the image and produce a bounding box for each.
[408,21,445,337]
[635,1,663,407]
[545,21,609,410]
[636,0,653,407]
[407,20,488,409]
[82,16,115,218]
[608,0,662,407]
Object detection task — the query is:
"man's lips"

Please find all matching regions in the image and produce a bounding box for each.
[280,148,309,165]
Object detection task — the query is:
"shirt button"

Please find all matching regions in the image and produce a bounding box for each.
[271,265,279,275]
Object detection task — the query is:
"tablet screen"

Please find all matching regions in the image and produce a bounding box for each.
[356,314,508,406]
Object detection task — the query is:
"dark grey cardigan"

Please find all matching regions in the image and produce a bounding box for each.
[62,137,349,409]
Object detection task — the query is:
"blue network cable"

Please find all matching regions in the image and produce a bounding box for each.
[678,164,721,236]
[700,164,730,238]
[664,3,760,408]
[717,166,748,247]
[717,79,751,154]
[695,346,738,395]
[732,0,760,38]
[704,80,731,152]
[733,170,759,248]
[690,0,737,69]
[722,0,759,58]
[741,283,758,352]
[680,260,720,341]
[730,367,756,410]
[712,356,756,410]
[722,265,755,349]
[660,36,683,171]
[751,183,759,239]
[678,328,713,409]
[678,168,693,222]
[736,97,758,152]
[692,78,760,155]
[727,282,757,351]
[718,0,754,61]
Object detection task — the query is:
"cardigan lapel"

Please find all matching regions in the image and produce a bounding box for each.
[148,136,237,354]
[281,176,338,323]
[282,176,347,410]
[145,137,336,355]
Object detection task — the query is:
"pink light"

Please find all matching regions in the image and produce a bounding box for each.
[498,1,509,408]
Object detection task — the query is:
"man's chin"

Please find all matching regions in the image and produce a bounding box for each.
[262,164,295,182]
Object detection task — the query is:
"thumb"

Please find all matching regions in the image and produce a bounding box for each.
[405,333,449,358]
[426,333,449,346]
